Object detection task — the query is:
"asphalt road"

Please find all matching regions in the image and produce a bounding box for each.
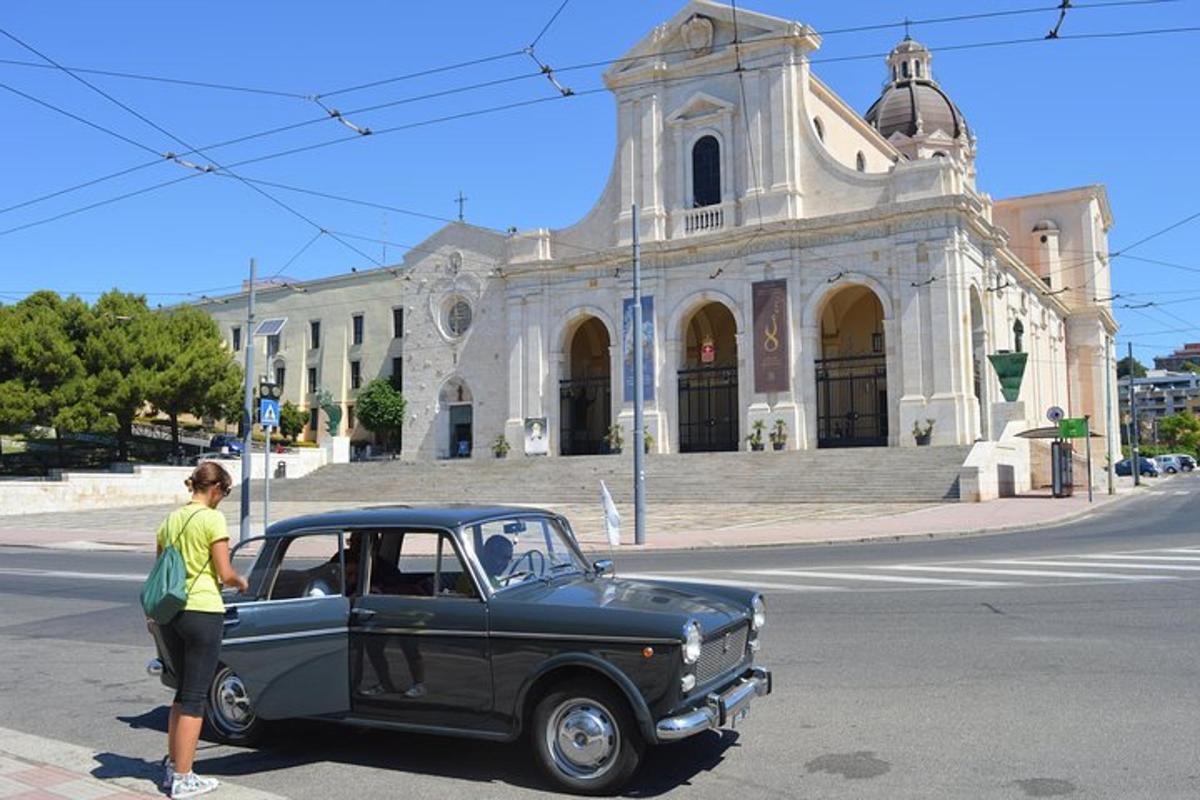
[0,477,1197,799]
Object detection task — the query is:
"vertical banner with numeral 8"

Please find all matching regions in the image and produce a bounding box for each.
[752,279,789,393]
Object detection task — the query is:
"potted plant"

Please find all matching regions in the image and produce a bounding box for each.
[605,424,624,455]
[746,419,766,452]
[643,427,654,454]
[913,418,935,446]
[491,434,511,459]
[769,419,788,451]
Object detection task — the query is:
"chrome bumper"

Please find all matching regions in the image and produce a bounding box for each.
[655,667,772,743]
[146,658,163,677]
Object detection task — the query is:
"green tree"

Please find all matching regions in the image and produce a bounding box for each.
[146,305,243,448]
[82,291,158,461]
[278,401,306,444]
[355,378,406,453]
[1117,356,1147,379]
[1157,411,1200,454]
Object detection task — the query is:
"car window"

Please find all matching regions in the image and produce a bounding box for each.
[263,532,347,600]
[361,530,478,599]
[467,516,586,591]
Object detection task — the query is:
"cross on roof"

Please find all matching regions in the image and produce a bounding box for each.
[455,190,468,222]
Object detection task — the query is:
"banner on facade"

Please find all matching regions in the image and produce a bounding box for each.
[622,296,655,402]
[752,280,789,393]
[524,417,549,456]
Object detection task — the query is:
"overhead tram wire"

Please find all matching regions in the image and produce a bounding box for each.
[0,6,1188,218]
[3,23,1199,242]
[0,26,380,267]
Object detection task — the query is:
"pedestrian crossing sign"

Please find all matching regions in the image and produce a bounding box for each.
[259,398,280,428]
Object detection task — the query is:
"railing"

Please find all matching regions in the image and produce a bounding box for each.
[684,205,724,235]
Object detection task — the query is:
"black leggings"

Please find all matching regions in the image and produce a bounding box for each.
[160,611,224,716]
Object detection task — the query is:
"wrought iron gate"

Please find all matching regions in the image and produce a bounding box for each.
[678,366,739,452]
[815,355,888,448]
[559,376,611,455]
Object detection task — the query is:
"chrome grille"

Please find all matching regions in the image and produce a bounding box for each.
[695,623,749,684]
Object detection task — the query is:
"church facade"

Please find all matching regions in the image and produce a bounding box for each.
[200,1,1119,471]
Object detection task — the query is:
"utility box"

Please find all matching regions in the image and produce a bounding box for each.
[1051,441,1074,498]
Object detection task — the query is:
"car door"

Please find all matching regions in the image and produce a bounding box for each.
[348,528,494,731]
[220,531,351,720]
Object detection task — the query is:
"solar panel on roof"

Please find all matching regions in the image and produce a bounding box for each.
[254,318,287,337]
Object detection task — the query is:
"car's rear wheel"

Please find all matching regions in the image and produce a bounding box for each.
[205,664,265,745]
[531,680,643,796]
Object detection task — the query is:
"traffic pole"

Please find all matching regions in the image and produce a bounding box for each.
[239,258,256,543]
[263,424,271,533]
[1104,337,1115,494]
[1128,342,1140,487]
[631,203,646,546]
[1085,414,1093,503]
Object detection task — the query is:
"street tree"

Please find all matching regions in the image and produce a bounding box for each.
[278,401,306,444]
[82,291,159,461]
[147,305,243,448]
[1117,356,1147,378]
[1157,411,1200,454]
[355,378,406,454]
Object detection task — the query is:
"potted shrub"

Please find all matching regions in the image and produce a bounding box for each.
[913,418,934,446]
[643,427,654,455]
[746,419,766,452]
[491,434,511,459]
[605,424,624,455]
[769,419,788,451]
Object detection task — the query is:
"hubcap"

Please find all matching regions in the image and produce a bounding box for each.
[546,699,620,780]
[209,668,254,733]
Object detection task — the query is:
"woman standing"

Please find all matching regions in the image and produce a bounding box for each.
[154,462,248,799]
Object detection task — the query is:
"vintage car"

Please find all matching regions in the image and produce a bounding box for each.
[147,505,771,795]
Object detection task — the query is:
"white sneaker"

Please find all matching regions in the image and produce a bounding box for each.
[171,771,220,799]
[160,756,175,792]
[403,682,426,699]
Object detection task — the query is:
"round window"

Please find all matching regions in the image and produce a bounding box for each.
[447,299,473,336]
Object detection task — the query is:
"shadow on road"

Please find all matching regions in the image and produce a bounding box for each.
[115,707,739,796]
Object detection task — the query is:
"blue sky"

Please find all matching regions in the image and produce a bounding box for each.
[1,1,1197,362]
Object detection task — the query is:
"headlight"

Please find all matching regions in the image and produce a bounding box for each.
[682,621,702,665]
[751,594,766,630]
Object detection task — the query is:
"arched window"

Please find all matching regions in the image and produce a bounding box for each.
[915,61,922,78]
[691,135,721,208]
[901,61,910,78]
[813,116,825,142]
[855,151,866,172]
[1013,319,1025,353]
[932,151,948,158]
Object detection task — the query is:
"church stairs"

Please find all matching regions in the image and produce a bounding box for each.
[267,446,972,505]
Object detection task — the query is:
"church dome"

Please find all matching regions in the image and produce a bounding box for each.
[864,37,968,141]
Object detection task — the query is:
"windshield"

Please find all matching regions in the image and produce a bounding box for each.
[464,516,587,591]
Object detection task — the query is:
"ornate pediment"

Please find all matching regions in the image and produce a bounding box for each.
[666,91,736,126]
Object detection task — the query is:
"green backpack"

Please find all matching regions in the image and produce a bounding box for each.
[140,509,207,625]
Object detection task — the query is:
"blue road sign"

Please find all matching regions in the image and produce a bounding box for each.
[259,398,280,428]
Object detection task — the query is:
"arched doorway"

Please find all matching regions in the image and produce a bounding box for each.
[439,377,473,458]
[559,317,612,455]
[678,302,739,452]
[969,288,986,438]
[815,285,888,447]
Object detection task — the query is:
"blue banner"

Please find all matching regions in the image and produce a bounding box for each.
[622,296,655,403]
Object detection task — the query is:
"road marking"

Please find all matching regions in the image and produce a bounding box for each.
[1160,548,1200,554]
[732,569,1011,587]
[880,565,1170,581]
[1076,554,1200,562]
[982,559,1200,572]
[0,567,142,583]
[1173,490,1190,496]
[622,573,844,592]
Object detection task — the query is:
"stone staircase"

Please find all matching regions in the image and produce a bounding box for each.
[265,446,973,505]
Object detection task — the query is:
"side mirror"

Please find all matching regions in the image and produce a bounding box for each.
[593,559,613,577]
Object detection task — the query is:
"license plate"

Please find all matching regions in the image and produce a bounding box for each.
[730,706,750,727]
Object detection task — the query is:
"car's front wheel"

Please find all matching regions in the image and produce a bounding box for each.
[205,664,265,745]
[531,680,644,796]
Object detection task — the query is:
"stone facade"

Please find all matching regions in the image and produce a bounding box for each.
[197,0,1120,468]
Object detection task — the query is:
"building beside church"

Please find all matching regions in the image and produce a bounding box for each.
[198,0,1120,478]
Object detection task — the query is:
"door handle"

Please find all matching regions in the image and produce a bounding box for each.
[351,608,377,621]
[223,609,240,628]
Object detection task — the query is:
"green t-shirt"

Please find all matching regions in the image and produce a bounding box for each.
[156,502,229,614]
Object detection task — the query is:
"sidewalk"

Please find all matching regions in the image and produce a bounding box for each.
[0,726,283,800]
[0,476,1165,554]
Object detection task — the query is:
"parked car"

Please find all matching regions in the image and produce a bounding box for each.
[1115,457,1159,477]
[147,506,772,795]
[1180,455,1197,471]
[189,451,239,465]
[210,433,244,455]
[1159,453,1195,472]
[1154,455,1184,474]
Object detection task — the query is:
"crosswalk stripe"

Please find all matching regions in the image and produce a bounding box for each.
[982,559,1200,572]
[621,573,843,593]
[1173,490,1190,496]
[1160,548,1200,554]
[880,565,1170,581]
[731,569,1010,587]
[1076,554,1200,562]
[0,567,142,583]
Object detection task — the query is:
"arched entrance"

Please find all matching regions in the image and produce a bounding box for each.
[815,285,888,447]
[678,302,739,452]
[439,377,473,458]
[969,288,986,438]
[559,317,612,455]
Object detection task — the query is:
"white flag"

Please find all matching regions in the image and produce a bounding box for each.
[600,481,621,547]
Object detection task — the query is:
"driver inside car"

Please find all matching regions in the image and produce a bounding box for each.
[480,535,515,583]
